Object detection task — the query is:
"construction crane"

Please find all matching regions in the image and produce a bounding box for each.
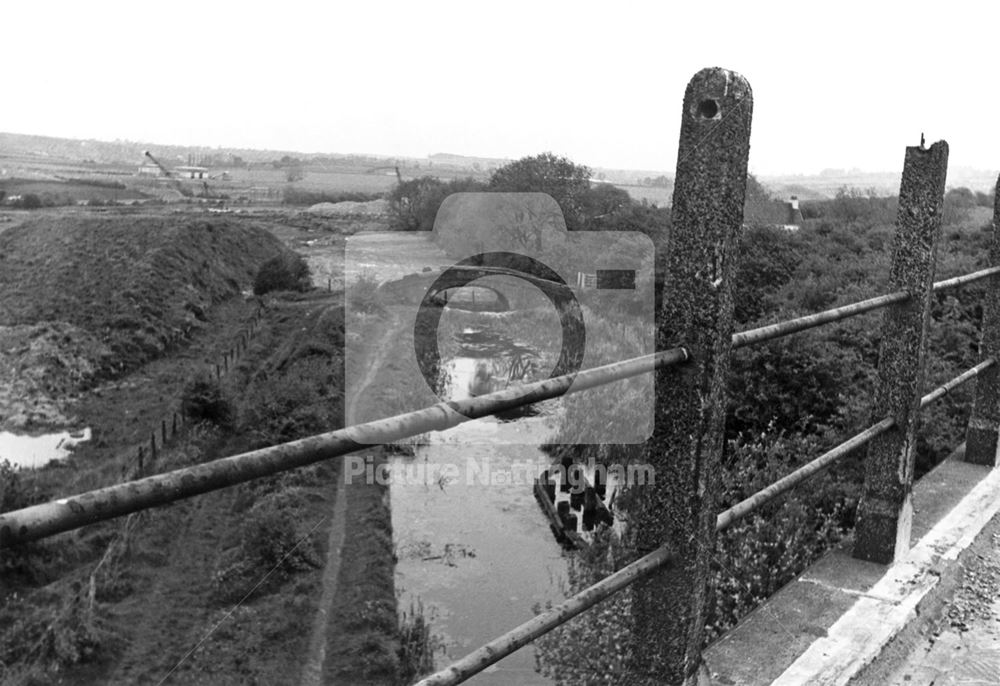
[143,150,191,197]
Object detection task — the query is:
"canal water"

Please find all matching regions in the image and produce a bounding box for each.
[338,232,571,683]
[391,323,568,684]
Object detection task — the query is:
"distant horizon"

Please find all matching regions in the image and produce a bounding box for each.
[5,129,999,184]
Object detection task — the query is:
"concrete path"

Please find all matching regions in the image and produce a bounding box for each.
[882,525,1000,685]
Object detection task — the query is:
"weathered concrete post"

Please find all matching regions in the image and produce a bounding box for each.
[965,175,1000,467]
[628,67,753,685]
[854,141,949,564]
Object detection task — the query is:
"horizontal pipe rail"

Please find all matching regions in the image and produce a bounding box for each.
[932,266,1000,292]
[733,266,1000,349]
[0,348,689,548]
[5,266,996,548]
[420,358,995,685]
[414,545,677,686]
[717,358,995,531]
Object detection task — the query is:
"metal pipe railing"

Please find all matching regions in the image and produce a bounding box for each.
[6,266,997,548]
[0,348,689,548]
[716,358,994,531]
[417,358,995,685]
[414,545,677,686]
[732,266,1000,349]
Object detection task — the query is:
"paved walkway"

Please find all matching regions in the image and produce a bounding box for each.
[883,527,1000,685]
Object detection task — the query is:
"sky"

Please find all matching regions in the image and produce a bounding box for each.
[3,0,999,176]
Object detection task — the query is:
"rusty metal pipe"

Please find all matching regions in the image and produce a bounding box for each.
[414,545,677,686]
[732,267,1000,349]
[716,358,994,532]
[0,348,690,547]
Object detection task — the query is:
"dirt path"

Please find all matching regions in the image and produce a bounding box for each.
[300,475,348,686]
[300,309,403,683]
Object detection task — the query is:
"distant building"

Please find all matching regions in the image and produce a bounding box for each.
[174,166,208,179]
[744,195,803,231]
[137,164,163,176]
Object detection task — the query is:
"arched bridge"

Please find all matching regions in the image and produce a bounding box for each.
[377,264,576,311]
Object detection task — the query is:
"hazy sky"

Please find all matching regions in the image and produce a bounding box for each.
[4,1,998,176]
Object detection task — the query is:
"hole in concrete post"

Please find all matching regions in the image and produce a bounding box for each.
[697,98,719,119]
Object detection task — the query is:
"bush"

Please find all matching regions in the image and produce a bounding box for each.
[211,491,320,603]
[348,270,383,314]
[253,253,312,295]
[282,188,381,206]
[387,176,486,231]
[180,378,234,427]
[14,193,42,210]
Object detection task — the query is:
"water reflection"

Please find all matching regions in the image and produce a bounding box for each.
[0,427,91,469]
[392,322,568,684]
[438,326,546,421]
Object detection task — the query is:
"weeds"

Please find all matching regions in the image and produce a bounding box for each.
[396,599,441,684]
[180,378,234,427]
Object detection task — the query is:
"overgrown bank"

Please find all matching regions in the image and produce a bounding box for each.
[0,214,298,431]
[0,211,415,684]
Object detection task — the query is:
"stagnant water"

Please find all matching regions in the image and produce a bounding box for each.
[0,427,92,469]
[335,233,571,683]
[392,325,568,684]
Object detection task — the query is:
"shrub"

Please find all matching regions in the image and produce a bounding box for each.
[387,176,486,231]
[282,188,381,206]
[180,378,234,427]
[14,193,42,210]
[211,492,320,603]
[253,253,312,295]
[348,270,383,314]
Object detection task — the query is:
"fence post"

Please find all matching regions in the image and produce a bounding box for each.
[136,446,144,476]
[854,140,949,564]
[172,412,178,437]
[161,419,167,445]
[150,433,157,464]
[965,175,1000,467]
[628,67,753,685]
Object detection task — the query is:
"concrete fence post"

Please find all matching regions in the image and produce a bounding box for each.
[854,140,949,564]
[628,67,753,685]
[150,433,157,464]
[161,419,167,445]
[965,175,1000,467]
[172,412,178,437]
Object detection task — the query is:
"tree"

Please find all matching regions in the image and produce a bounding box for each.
[387,176,486,231]
[488,153,592,230]
[253,254,312,295]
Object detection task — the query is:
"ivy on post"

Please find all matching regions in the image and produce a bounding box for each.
[965,174,1000,467]
[628,67,753,685]
[854,140,949,565]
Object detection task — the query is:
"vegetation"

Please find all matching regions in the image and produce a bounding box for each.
[281,188,382,206]
[535,175,995,682]
[253,253,312,295]
[348,270,384,314]
[180,378,234,427]
[386,152,658,234]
